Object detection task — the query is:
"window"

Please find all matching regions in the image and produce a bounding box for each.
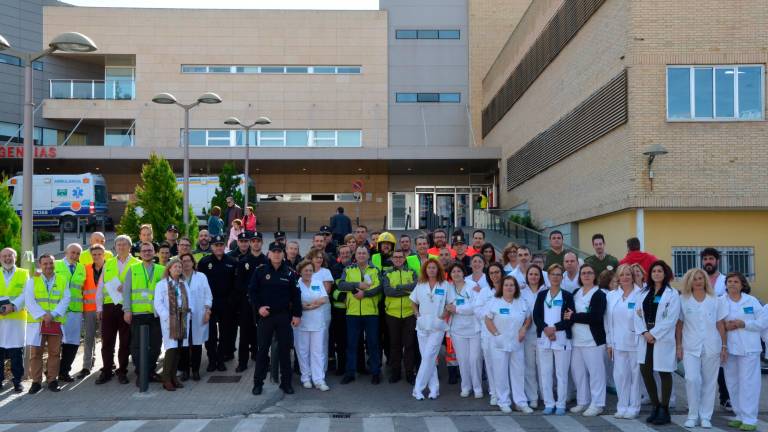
[395,30,417,39]
[1,121,85,146]
[396,29,461,40]
[671,247,755,279]
[286,66,308,74]
[396,92,461,103]
[182,129,361,147]
[180,65,362,75]
[439,92,461,103]
[256,193,359,203]
[667,65,764,120]
[286,130,309,147]
[259,130,285,147]
[438,30,460,39]
[0,53,43,70]
[104,128,134,147]
[417,30,439,39]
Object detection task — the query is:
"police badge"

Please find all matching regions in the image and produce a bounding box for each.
[208,262,213,270]
[245,263,250,270]
[266,274,271,280]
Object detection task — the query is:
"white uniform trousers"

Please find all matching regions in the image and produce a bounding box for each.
[452,334,483,395]
[413,331,443,397]
[683,352,720,422]
[293,328,328,385]
[613,350,641,416]
[491,348,527,409]
[724,353,761,426]
[537,347,571,409]
[481,335,496,397]
[62,311,82,345]
[571,345,607,408]
[523,339,540,403]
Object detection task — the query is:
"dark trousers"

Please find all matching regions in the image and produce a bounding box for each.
[178,326,202,374]
[205,305,235,366]
[329,307,347,370]
[385,314,416,376]
[237,297,257,366]
[346,315,380,376]
[101,303,130,374]
[718,367,730,403]
[129,314,161,376]
[163,347,180,382]
[640,345,672,407]
[59,343,79,376]
[0,347,24,385]
[254,312,293,386]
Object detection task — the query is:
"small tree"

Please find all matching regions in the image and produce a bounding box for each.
[0,180,21,252]
[210,162,244,210]
[117,202,141,241]
[187,204,199,249]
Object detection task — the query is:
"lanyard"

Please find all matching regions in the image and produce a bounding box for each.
[544,290,560,308]
[44,275,55,304]
[453,284,469,299]
[141,265,152,288]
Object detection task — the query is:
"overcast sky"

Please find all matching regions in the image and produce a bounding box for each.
[66,0,378,9]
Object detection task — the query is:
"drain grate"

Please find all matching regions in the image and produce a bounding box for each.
[207,375,242,384]
[331,413,351,419]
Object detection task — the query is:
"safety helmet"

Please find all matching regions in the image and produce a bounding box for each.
[377,231,396,247]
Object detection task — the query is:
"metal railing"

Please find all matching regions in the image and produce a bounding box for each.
[49,79,135,100]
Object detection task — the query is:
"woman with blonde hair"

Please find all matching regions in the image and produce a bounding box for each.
[154,258,191,391]
[501,243,519,275]
[630,264,646,288]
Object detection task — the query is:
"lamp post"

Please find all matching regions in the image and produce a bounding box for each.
[0,32,97,268]
[224,116,271,209]
[152,92,222,234]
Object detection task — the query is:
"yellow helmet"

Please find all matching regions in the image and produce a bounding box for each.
[377,231,396,246]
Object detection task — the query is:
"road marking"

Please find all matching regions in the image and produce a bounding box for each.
[543,415,591,432]
[297,417,329,432]
[0,425,17,432]
[233,418,267,432]
[484,415,525,431]
[38,422,85,432]
[363,417,394,432]
[602,415,661,432]
[169,419,211,432]
[102,420,147,432]
[424,416,459,432]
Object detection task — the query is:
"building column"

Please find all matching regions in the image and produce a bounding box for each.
[635,208,645,250]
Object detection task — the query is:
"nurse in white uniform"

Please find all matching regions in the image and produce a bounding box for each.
[445,263,483,398]
[410,258,449,400]
[605,264,642,419]
[294,260,330,391]
[484,276,533,414]
[675,268,727,429]
[465,256,496,404]
[721,272,767,431]
[519,264,546,408]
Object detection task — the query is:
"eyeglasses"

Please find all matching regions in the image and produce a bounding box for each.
[549,273,563,277]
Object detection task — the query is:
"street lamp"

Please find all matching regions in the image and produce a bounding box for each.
[224,116,271,210]
[152,92,222,233]
[0,31,97,268]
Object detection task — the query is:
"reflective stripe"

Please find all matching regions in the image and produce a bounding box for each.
[129,263,163,313]
[103,257,139,305]
[0,269,28,322]
[27,276,67,323]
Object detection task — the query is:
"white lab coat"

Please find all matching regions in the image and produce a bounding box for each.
[634,287,680,372]
[154,278,192,350]
[184,271,212,345]
[23,277,71,347]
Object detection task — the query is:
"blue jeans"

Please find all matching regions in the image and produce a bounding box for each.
[0,347,24,385]
[345,315,380,376]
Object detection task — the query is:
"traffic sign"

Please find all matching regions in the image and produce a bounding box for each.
[352,180,364,192]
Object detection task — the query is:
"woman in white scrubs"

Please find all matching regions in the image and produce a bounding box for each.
[485,276,533,414]
[675,268,727,429]
[294,260,330,391]
[520,264,546,408]
[722,272,767,431]
[605,264,642,419]
[474,261,505,406]
[410,258,449,400]
[445,263,483,398]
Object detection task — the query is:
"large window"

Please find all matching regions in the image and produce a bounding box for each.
[396,92,461,103]
[395,29,461,40]
[181,65,361,75]
[667,66,764,121]
[104,128,134,147]
[0,53,43,70]
[671,246,755,279]
[184,129,362,148]
[256,193,359,203]
[0,121,86,146]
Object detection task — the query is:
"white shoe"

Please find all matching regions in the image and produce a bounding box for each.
[474,392,484,399]
[302,381,312,389]
[583,407,603,417]
[570,405,587,414]
[500,405,512,413]
[315,382,330,392]
[529,400,539,409]
[490,396,498,406]
[516,404,534,414]
[613,411,626,419]
[683,419,697,428]
[460,390,471,398]
[700,420,712,429]
[428,393,439,400]
[623,412,638,419]
[412,392,424,401]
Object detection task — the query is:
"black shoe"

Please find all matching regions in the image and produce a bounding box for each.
[236,364,248,373]
[405,372,416,385]
[206,363,217,372]
[192,371,201,381]
[48,381,61,392]
[13,383,22,393]
[28,382,42,394]
[646,405,660,423]
[224,354,235,362]
[117,372,129,384]
[280,383,295,394]
[58,374,74,383]
[653,406,671,425]
[335,367,346,376]
[389,372,401,384]
[180,372,190,382]
[76,369,90,380]
[252,384,263,395]
[150,373,163,383]
[447,366,459,385]
[95,372,113,385]
[217,363,227,372]
[371,374,381,385]
[357,368,370,375]
[340,375,355,385]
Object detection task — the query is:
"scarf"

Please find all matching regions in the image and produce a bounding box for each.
[166,278,190,341]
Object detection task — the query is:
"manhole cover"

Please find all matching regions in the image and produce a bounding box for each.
[207,375,242,384]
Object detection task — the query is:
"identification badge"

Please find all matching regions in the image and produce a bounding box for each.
[434,288,445,296]
[456,298,465,306]
[743,306,754,314]
[628,302,636,310]
[311,285,321,292]
[245,263,250,270]
[208,263,213,270]
[265,274,271,280]
[499,308,510,315]
[553,299,563,307]
[653,295,661,304]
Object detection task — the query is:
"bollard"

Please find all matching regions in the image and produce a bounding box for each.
[139,324,149,392]
[277,217,281,232]
[82,219,87,245]
[33,230,38,258]
[356,217,360,227]
[297,215,302,239]
[303,216,307,233]
[59,223,64,252]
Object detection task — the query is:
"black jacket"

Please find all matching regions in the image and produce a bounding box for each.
[197,253,237,308]
[572,287,607,346]
[248,262,301,318]
[533,288,575,339]
[329,213,352,236]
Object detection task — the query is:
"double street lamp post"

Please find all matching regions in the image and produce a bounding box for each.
[224,116,272,210]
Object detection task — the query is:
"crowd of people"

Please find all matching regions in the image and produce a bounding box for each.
[1,204,767,430]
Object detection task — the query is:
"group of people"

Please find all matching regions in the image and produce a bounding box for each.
[1,209,767,430]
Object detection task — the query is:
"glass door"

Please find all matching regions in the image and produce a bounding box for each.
[436,194,455,229]
[456,193,469,227]
[417,193,434,229]
[390,193,407,230]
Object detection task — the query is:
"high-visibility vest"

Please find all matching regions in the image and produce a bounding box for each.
[0,268,28,322]
[129,263,164,314]
[27,275,67,323]
[383,268,416,319]
[371,253,394,272]
[82,264,103,312]
[55,259,86,313]
[342,265,381,316]
[103,256,139,305]
[193,250,211,264]
[406,254,436,275]
[79,249,113,265]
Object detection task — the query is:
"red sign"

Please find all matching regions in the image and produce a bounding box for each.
[0,146,57,159]
[352,180,364,192]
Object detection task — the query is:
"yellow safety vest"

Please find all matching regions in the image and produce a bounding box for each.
[383,268,415,319]
[129,263,164,314]
[55,259,86,313]
[343,265,381,316]
[0,268,28,321]
[103,256,139,305]
[79,249,114,265]
[27,276,67,323]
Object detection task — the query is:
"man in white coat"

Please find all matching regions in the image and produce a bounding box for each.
[0,248,28,392]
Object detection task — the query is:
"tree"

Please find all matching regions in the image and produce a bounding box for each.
[116,202,140,241]
[187,204,199,249]
[210,162,244,211]
[0,180,21,253]
[133,153,196,239]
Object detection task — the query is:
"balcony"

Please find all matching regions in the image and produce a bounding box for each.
[49,79,135,100]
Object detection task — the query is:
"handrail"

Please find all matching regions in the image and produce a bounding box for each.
[49,79,135,100]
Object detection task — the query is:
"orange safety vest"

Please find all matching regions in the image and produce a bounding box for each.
[82,263,102,312]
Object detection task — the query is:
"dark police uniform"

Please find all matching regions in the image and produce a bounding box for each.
[249,243,301,393]
[197,236,237,371]
[233,233,267,370]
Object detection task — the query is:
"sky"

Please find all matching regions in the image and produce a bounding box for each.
[66,0,379,9]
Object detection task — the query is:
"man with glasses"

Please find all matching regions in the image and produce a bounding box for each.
[176,237,193,258]
[381,249,417,384]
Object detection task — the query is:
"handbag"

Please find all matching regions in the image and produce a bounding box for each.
[40,320,62,336]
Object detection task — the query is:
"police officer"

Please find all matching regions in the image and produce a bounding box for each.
[197,235,237,372]
[319,225,337,261]
[233,232,267,372]
[250,242,301,396]
[225,232,252,362]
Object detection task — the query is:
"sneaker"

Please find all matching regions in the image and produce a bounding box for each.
[428,392,439,400]
[624,412,638,420]
[542,407,555,415]
[555,408,566,416]
[728,420,743,428]
[529,400,538,409]
[701,419,712,429]
[76,369,90,380]
[474,392,484,399]
[13,383,22,393]
[47,381,61,392]
[614,411,626,419]
[583,407,603,417]
[489,396,498,406]
[28,382,42,394]
[302,381,312,389]
[570,405,587,414]
[739,425,757,432]
[460,390,470,398]
[516,404,534,414]
[316,382,330,392]
[412,392,425,401]
[684,419,697,428]
[500,405,512,413]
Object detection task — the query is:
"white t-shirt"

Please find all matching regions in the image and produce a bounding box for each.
[511,266,550,290]
[680,294,727,357]
[296,278,328,332]
[485,296,529,352]
[464,274,490,292]
[561,271,580,293]
[572,287,599,347]
[538,289,571,351]
[410,281,449,334]
[446,283,480,337]
[313,267,334,323]
[710,273,726,297]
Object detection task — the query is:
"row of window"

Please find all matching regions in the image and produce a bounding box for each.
[0,53,43,70]
[257,193,359,203]
[667,65,764,121]
[185,129,362,148]
[395,92,461,103]
[0,121,87,146]
[395,30,460,40]
[181,65,361,75]
[671,246,755,279]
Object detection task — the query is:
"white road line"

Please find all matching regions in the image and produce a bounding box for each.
[602,415,663,432]
[101,420,147,432]
[168,419,211,432]
[233,418,267,432]
[0,425,17,432]
[424,416,459,432]
[362,417,395,432]
[543,415,591,432]
[484,415,525,432]
[38,422,85,432]
[297,417,329,432]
